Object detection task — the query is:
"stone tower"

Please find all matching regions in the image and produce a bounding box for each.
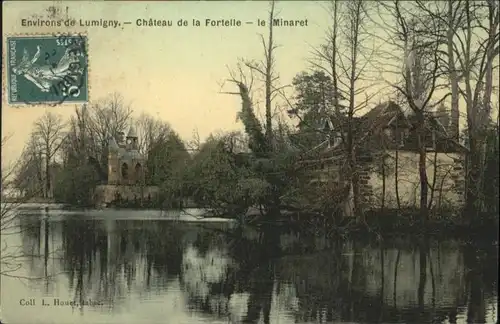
[122,125,143,185]
[95,125,159,207]
[105,125,145,186]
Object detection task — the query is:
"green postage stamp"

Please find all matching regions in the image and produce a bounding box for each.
[6,34,89,105]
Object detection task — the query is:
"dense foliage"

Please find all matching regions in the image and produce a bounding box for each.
[184,134,269,216]
[11,68,499,224]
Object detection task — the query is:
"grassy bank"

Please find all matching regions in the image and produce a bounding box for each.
[250,208,499,241]
[1,197,56,204]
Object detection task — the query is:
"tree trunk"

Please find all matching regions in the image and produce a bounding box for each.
[265,0,275,148]
[481,0,498,125]
[461,0,498,220]
[466,138,482,217]
[447,0,460,140]
[381,154,386,212]
[395,148,401,210]
[45,152,50,199]
[419,150,428,222]
[416,123,429,224]
[350,148,363,220]
[427,150,438,210]
[37,151,43,197]
[347,1,363,221]
[330,0,340,115]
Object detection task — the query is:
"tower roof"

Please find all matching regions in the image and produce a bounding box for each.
[123,150,142,160]
[127,125,138,138]
[108,137,120,152]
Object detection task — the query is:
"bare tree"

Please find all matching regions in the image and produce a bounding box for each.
[415,0,499,214]
[458,0,499,214]
[374,1,451,222]
[343,0,377,219]
[1,136,58,279]
[2,135,21,202]
[13,133,45,197]
[32,112,67,199]
[445,0,462,140]
[414,1,464,140]
[88,93,132,145]
[240,0,286,149]
[186,128,202,153]
[59,105,91,164]
[85,93,133,172]
[1,147,25,276]
[224,70,269,157]
[135,113,172,155]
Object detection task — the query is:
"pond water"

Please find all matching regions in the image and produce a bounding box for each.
[1,209,498,324]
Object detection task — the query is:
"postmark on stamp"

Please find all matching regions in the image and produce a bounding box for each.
[6,34,89,105]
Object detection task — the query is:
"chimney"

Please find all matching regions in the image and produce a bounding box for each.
[117,131,125,146]
[436,104,455,138]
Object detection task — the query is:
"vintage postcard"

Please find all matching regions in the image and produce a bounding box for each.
[1,1,498,324]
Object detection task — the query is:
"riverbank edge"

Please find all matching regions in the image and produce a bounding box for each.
[253,214,498,241]
[10,202,497,241]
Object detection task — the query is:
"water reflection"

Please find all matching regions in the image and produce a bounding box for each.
[1,213,497,324]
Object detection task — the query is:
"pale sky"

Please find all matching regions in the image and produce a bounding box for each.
[2,1,337,167]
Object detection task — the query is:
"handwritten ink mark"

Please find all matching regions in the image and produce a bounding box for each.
[44,48,57,61]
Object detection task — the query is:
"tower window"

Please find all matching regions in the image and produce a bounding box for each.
[135,163,143,181]
[399,129,409,147]
[121,163,129,179]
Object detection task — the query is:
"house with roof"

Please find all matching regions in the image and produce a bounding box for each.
[310,101,467,212]
[92,125,159,207]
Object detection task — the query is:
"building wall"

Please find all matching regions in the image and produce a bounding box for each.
[364,150,465,210]
[310,149,466,213]
[107,153,120,184]
[108,152,145,186]
[93,184,160,207]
